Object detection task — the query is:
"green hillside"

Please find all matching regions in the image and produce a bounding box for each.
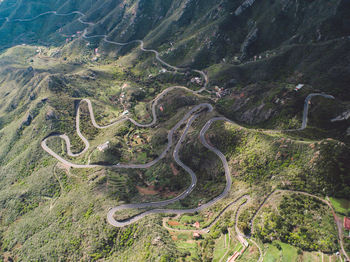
[0,0,349,261]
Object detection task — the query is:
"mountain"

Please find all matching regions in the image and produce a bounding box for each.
[0,0,349,261]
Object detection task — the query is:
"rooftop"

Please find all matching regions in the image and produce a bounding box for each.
[344,217,350,230]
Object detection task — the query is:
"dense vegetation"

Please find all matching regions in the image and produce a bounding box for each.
[254,194,338,253]
[209,121,350,198]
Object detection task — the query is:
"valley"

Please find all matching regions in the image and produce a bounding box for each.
[0,0,349,261]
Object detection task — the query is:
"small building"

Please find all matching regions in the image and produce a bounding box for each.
[191,77,202,85]
[344,217,350,231]
[97,141,110,152]
[192,221,200,229]
[294,84,304,91]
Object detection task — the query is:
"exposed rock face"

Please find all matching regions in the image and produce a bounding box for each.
[45,109,57,120]
[175,95,197,107]
[331,110,350,122]
[234,0,256,16]
[239,103,274,124]
[240,26,258,60]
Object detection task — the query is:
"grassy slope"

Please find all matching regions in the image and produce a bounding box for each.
[0,0,349,260]
[0,44,186,261]
[0,43,348,260]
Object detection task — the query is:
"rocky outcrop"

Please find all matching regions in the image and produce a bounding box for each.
[240,26,258,60]
[234,0,256,16]
[29,93,36,100]
[239,103,274,124]
[331,110,350,122]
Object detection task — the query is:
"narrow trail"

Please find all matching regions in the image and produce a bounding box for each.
[235,197,264,262]
[162,194,249,233]
[49,164,63,211]
[53,163,64,193]
[250,239,263,262]
[219,231,231,262]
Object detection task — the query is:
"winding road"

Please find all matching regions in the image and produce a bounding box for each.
[2,7,345,261]
[1,10,208,88]
[106,116,234,227]
[29,9,336,228]
[20,8,231,228]
[162,194,249,233]
[42,102,213,168]
[300,93,335,130]
[42,106,235,227]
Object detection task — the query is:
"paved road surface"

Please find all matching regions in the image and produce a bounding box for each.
[107,116,234,226]
[42,103,213,168]
[6,8,344,260]
[2,10,208,88]
[300,93,335,130]
[276,93,335,132]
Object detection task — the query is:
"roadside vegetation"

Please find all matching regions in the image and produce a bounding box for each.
[254,193,338,253]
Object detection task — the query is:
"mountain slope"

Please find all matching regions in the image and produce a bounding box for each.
[0,0,349,261]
